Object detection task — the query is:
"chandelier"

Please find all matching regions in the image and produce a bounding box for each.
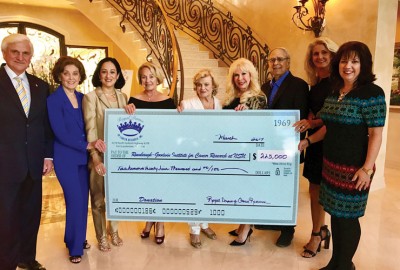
[292,0,329,37]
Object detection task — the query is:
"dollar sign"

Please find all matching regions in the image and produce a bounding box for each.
[253,153,257,160]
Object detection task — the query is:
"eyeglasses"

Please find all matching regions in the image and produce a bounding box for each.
[267,57,289,64]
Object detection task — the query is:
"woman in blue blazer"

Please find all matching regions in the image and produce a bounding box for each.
[47,56,105,264]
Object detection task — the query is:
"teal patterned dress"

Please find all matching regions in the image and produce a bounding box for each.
[319,83,386,218]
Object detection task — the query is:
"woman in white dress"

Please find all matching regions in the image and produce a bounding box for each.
[178,69,221,248]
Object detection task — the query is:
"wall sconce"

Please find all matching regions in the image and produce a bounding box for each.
[292,0,329,37]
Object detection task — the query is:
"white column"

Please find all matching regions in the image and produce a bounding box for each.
[371,0,398,190]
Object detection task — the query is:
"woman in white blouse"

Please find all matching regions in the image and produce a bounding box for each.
[178,69,221,248]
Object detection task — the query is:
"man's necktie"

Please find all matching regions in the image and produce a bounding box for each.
[268,82,278,107]
[14,77,29,116]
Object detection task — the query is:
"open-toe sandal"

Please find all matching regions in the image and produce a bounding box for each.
[69,256,81,264]
[201,228,217,240]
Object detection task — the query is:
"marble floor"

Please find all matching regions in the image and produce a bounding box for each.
[34,166,400,270]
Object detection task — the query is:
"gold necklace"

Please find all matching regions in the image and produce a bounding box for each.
[104,92,116,98]
[202,98,214,109]
[144,91,155,101]
[337,91,349,102]
[102,88,116,98]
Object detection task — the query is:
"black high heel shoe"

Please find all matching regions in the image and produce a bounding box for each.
[83,240,91,249]
[228,229,239,236]
[320,225,331,249]
[302,231,322,258]
[230,228,253,246]
[140,222,155,238]
[155,222,165,245]
[302,226,331,258]
[69,255,82,264]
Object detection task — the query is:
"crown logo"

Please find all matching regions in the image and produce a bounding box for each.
[117,120,144,136]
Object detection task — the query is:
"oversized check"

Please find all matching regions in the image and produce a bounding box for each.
[105,109,300,225]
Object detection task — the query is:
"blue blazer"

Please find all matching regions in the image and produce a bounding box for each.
[47,85,88,166]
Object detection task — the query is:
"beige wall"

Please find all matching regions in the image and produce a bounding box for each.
[388,3,400,170]
[216,0,382,80]
[386,109,400,169]
[0,3,139,96]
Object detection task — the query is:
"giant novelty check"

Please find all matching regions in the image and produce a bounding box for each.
[104,109,300,225]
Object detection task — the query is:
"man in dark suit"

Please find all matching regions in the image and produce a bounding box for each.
[0,34,53,270]
[256,47,309,247]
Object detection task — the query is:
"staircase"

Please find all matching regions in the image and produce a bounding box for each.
[175,32,229,104]
[69,0,149,67]
[69,0,229,103]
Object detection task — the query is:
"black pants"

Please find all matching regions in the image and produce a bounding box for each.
[324,215,361,270]
[0,175,42,270]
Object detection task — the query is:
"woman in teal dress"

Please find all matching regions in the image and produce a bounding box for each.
[298,41,386,270]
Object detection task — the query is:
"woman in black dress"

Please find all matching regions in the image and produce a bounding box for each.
[223,58,266,246]
[128,62,175,245]
[293,37,338,258]
[299,41,386,270]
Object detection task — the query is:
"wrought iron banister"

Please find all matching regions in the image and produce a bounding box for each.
[89,0,182,102]
[160,0,270,84]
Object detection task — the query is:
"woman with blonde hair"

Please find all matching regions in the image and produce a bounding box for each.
[224,58,266,110]
[178,68,221,248]
[223,58,266,246]
[128,62,175,245]
[293,37,338,258]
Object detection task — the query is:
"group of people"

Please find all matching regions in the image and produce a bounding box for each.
[0,32,386,270]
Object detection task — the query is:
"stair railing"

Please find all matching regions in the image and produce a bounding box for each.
[160,0,270,84]
[89,0,182,102]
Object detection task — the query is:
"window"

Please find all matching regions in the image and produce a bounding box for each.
[0,22,108,94]
[67,46,107,94]
[0,22,64,92]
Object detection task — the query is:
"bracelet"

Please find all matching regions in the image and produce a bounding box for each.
[305,138,311,146]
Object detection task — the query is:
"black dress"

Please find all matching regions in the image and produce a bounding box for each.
[303,77,332,184]
[128,97,176,109]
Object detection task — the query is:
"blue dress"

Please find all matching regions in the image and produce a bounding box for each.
[319,83,386,218]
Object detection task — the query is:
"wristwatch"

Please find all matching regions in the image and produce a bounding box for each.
[362,167,373,176]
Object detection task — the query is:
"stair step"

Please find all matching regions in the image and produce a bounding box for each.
[183,67,228,77]
[182,58,219,67]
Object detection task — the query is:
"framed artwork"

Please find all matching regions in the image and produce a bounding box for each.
[391,42,400,107]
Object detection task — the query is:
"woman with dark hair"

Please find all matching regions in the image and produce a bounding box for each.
[47,56,106,263]
[298,41,386,270]
[293,37,338,258]
[83,57,134,252]
[128,62,175,245]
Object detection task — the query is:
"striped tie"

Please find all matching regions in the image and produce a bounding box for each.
[14,77,29,116]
